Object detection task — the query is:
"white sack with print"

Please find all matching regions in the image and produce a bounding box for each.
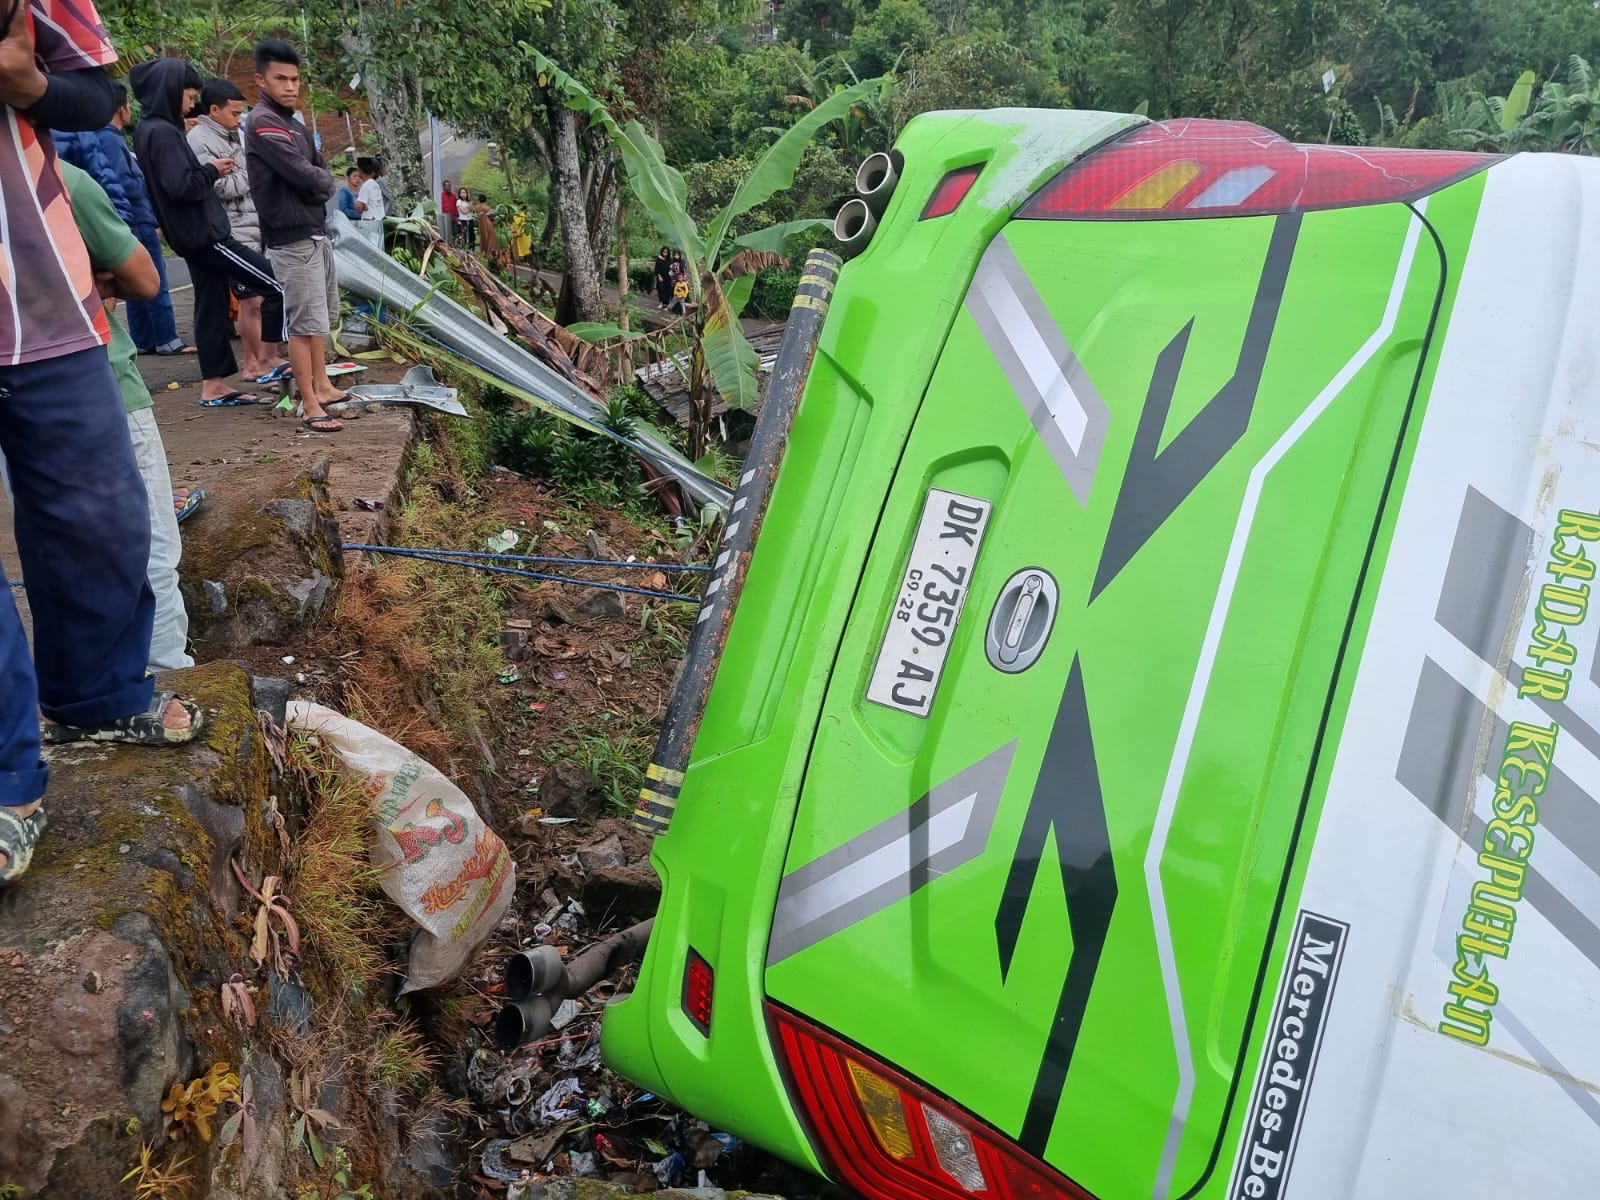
[288,701,514,992]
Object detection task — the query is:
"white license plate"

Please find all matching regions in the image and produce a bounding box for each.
[866,488,992,717]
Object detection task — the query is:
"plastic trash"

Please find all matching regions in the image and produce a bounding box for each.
[287,702,515,992]
[535,1076,584,1123]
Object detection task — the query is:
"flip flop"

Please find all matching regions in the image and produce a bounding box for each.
[0,804,46,887]
[302,415,343,434]
[174,486,205,523]
[41,691,204,746]
[154,341,198,356]
[198,391,261,407]
[253,364,292,384]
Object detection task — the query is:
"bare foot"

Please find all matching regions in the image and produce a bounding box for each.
[0,800,41,872]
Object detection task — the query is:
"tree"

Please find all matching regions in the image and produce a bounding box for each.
[533,50,877,451]
[1539,55,1600,154]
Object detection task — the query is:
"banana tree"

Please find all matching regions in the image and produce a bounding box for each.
[522,46,880,455]
[1457,69,1544,151]
[1539,56,1600,156]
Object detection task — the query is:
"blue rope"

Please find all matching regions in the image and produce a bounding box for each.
[345,543,700,604]
[341,542,709,573]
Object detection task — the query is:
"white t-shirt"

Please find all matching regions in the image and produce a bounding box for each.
[357,178,386,221]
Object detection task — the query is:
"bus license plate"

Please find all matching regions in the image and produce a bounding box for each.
[866,488,992,718]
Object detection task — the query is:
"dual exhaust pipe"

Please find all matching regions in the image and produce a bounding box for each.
[834,149,904,259]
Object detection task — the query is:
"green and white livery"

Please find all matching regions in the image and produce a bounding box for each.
[601,108,1600,1200]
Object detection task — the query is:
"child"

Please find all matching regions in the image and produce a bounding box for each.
[669,274,690,316]
[59,162,195,672]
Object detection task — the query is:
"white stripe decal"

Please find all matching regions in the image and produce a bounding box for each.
[982,277,1091,451]
[215,245,288,342]
[1148,204,1429,1200]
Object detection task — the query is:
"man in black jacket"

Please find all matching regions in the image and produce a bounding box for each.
[245,39,342,433]
[128,57,286,406]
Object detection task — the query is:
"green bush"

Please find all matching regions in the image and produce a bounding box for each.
[483,386,653,509]
[747,267,803,321]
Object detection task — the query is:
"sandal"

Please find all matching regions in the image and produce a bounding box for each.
[174,486,205,523]
[199,391,260,407]
[301,416,343,434]
[0,804,46,887]
[41,691,204,746]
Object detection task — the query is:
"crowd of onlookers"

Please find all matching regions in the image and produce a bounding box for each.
[0,2,359,890]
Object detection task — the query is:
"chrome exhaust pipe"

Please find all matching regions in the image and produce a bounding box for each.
[834,197,878,259]
[856,150,901,216]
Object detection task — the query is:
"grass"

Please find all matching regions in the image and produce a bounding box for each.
[284,737,394,984]
[336,421,508,776]
[367,1018,437,1096]
[570,727,654,817]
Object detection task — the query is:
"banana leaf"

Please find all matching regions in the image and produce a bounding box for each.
[701,274,761,410]
[703,77,880,270]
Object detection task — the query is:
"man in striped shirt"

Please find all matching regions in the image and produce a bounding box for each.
[0,0,202,888]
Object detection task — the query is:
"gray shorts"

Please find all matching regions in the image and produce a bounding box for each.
[267,236,338,337]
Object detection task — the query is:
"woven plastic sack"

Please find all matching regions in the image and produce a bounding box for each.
[288,701,514,992]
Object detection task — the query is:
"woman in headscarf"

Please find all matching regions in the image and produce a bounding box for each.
[654,246,673,309]
[476,193,499,258]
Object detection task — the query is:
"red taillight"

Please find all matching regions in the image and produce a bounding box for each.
[1019,118,1495,220]
[922,164,984,219]
[769,1003,1098,1200]
[682,949,714,1035]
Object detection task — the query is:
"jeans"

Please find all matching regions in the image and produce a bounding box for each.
[124,224,180,352]
[0,346,156,809]
[127,407,192,672]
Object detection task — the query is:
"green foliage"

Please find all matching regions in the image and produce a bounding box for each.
[483,387,651,509]
[573,729,652,816]
[747,266,804,320]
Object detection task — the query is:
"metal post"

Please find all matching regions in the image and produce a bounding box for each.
[429,110,445,236]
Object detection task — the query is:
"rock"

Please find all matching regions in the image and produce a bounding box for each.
[0,663,467,1199]
[576,834,627,873]
[540,760,595,816]
[545,599,583,626]
[580,864,663,924]
[585,529,615,560]
[248,675,290,728]
[179,466,344,657]
[577,589,626,619]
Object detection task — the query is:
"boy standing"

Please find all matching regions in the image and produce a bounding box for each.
[129,57,287,407]
[59,160,193,671]
[244,38,344,433]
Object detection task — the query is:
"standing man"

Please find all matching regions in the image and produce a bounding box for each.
[188,79,286,381]
[245,39,344,433]
[336,164,359,221]
[108,86,191,356]
[439,178,457,242]
[354,156,385,220]
[55,83,193,355]
[0,0,203,888]
[129,58,287,407]
[372,157,393,213]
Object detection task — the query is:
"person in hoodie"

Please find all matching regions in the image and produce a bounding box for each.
[129,57,287,407]
[188,78,286,382]
[244,39,343,433]
[0,0,204,891]
[55,82,193,356]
